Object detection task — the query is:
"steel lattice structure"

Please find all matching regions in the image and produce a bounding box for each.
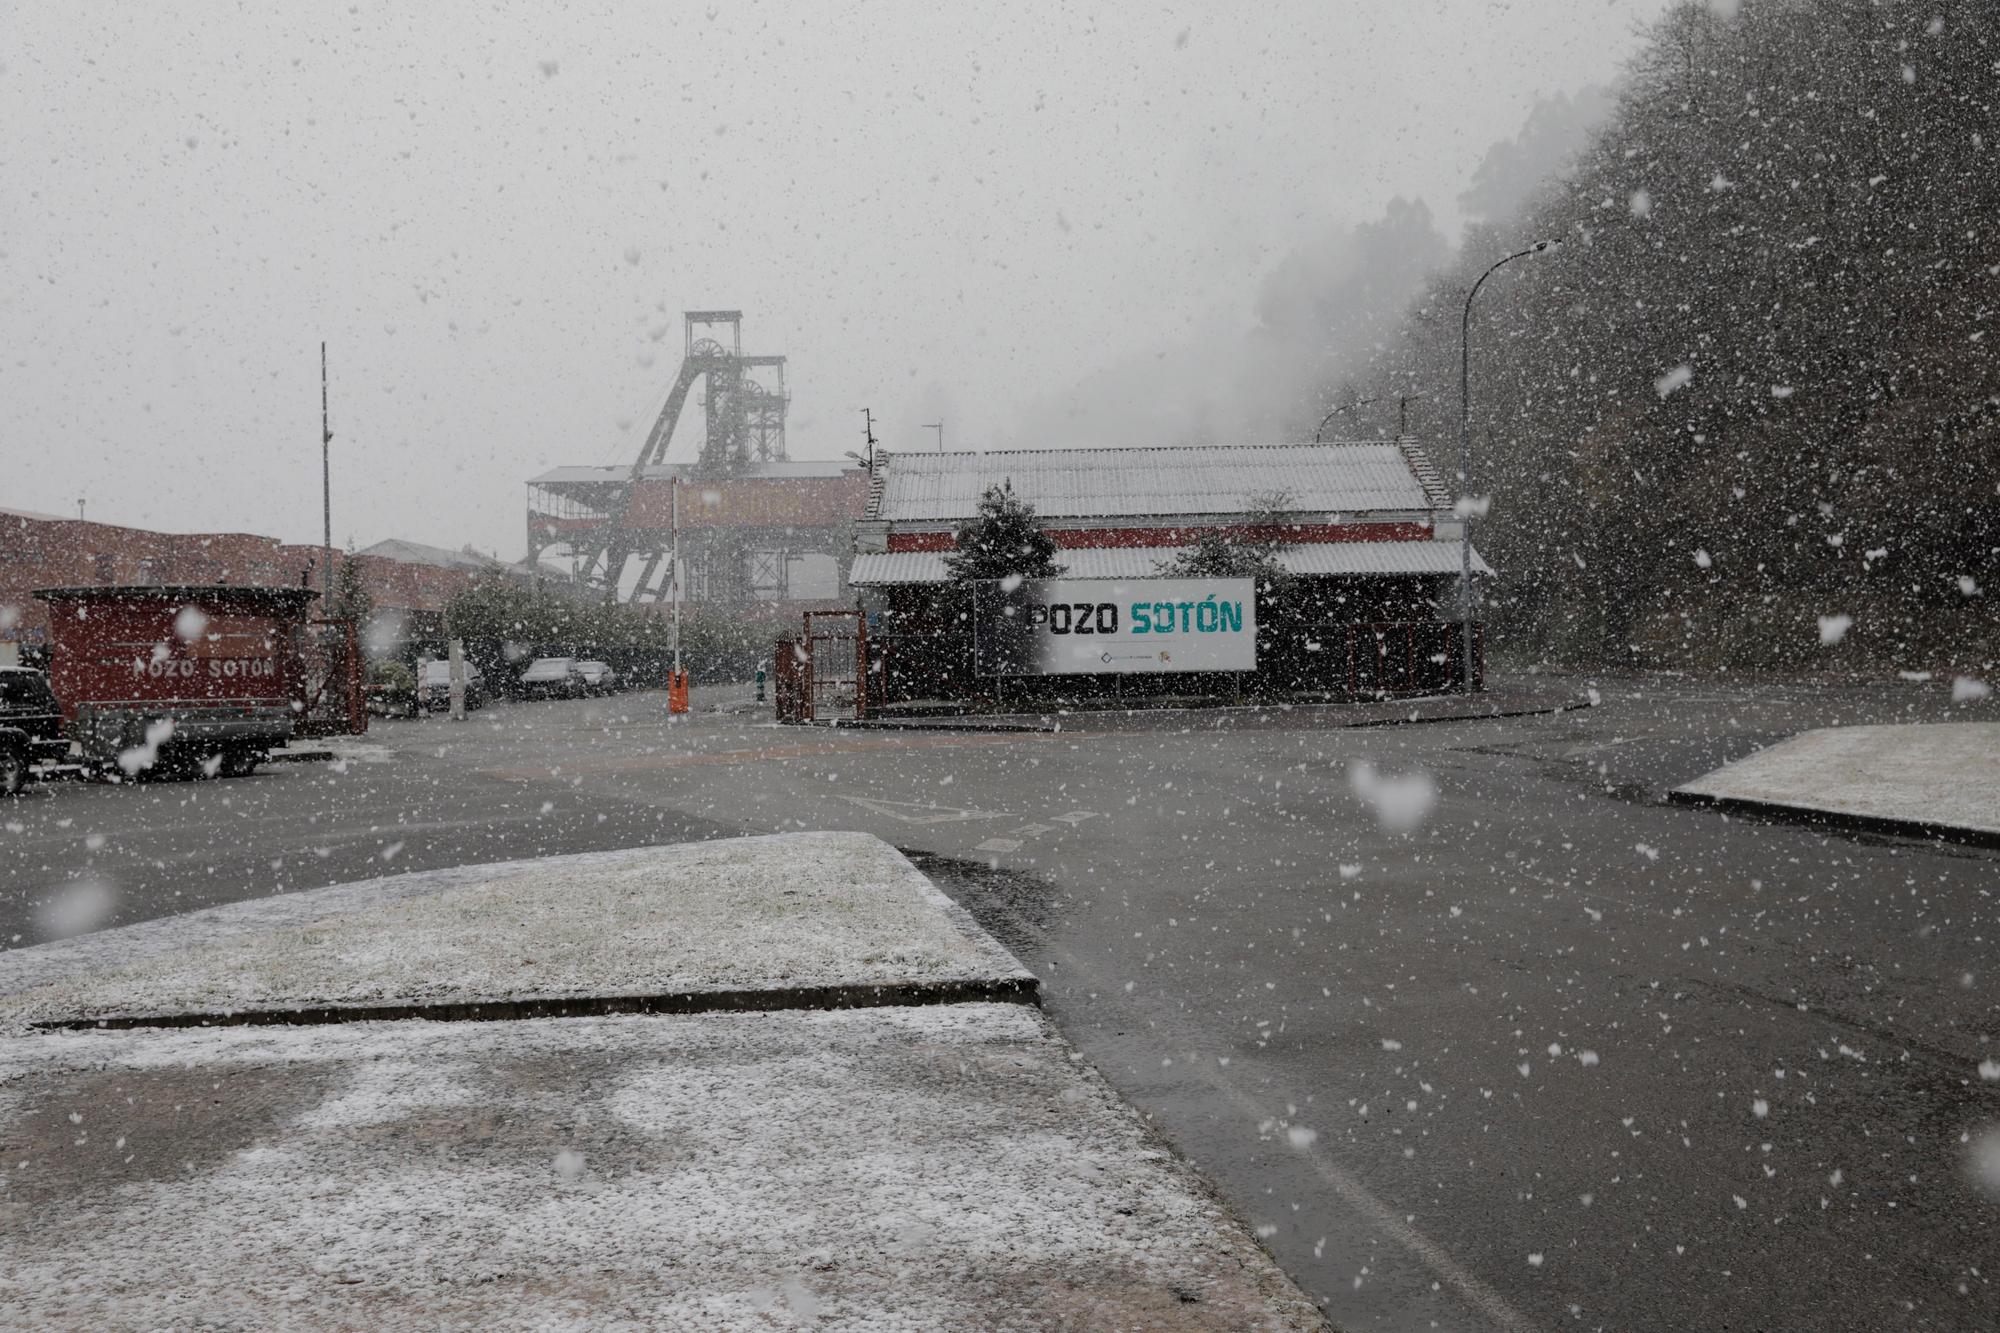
[527,312,868,606]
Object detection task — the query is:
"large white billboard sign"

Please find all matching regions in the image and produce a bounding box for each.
[973,577,1257,676]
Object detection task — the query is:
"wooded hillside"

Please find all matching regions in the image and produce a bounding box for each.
[1363,0,1996,674]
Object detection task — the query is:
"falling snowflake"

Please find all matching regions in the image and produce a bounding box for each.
[39,878,117,939]
[1348,761,1438,833]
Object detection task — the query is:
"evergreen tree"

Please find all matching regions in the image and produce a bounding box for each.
[943,481,1065,583]
[328,552,374,629]
[1158,491,1296,592]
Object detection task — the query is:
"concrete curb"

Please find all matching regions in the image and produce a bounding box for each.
[855,692,1594,735]
[267,748,333,764]
[34,973,1041,1032]
[845,717,1057,734]
[1664,789,2000,849]
[1341,698,1592,729]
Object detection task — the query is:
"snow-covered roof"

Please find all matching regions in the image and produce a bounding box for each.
[354,538,498,572]
[352,538,569,582]
[869,443,1435,523]
[530,460,858,486]
[850,540,1492,586]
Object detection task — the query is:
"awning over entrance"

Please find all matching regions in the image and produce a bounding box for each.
[850,540,1493,586]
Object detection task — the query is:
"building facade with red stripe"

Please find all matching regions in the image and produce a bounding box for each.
[848,442,1491,700]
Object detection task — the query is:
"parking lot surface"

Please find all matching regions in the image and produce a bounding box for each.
[6,674,1996,1330]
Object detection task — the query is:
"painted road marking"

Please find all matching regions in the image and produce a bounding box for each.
[1009,822,1059,837]
[1050,810,1100,825]
[841,795,1012,826]
[970,838,1023,854]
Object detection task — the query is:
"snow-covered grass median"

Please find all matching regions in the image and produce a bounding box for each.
[1672,723,1999,839]
[0,833,1032,1031]
[0,1004,1322,1330]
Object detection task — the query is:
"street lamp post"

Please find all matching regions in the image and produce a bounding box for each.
[1313,396,1380,444]
[1456,238,1560,693]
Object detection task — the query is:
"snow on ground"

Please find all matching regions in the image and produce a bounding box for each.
[0,1004,1320,1331]
[0,833,1031,1031]
[1673,723,1999,837]
[276,734,395,763]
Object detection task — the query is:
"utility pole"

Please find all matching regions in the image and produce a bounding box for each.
[76,500,85,522]
[861,408,877,472]
[321,342,333,607]
[671,475,681,677]
[923,420,944,452]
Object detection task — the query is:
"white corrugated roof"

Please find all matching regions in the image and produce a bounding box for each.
[870,444,1433,523]
[851,541,1491,586]
[355,538,499,572]
[530,460,857,486]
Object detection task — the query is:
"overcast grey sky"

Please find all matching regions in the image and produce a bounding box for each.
[2,0,1675,557]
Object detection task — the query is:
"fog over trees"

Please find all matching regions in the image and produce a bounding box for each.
[1033,0,1993,676]
[1354,0,1996,674]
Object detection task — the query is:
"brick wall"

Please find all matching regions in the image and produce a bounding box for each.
[0,512,490,644]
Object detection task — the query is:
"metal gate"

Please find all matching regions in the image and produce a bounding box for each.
[1345,621,1482,696]
[773,610,868,723]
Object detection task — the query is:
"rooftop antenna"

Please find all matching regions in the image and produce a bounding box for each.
[923,420,944,452]
[77,499,85,522]
[861,407,877,472]
[1398,394,1426,438]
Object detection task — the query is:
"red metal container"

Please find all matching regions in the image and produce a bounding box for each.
[34,584,323,774]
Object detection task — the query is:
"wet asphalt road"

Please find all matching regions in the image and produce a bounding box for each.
[4,675,1996,1331]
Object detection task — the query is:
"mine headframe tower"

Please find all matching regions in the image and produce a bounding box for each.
[528,311,860,608]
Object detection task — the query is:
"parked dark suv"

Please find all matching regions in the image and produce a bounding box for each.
[0,666,70,795]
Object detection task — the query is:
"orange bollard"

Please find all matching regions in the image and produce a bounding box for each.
[668,670,690,715]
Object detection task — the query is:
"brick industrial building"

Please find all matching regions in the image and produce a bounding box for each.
[0,508,566,659]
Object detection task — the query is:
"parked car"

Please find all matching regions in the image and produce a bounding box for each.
[518,656,585,700]
[575,660,618,695]
[419,659,487,711]
[0,666,70,796]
